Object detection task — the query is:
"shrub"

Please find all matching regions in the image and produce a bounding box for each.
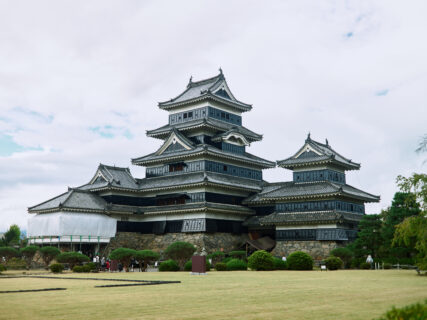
[360,262,371,269]
[134,250,160,271]
[222,257,233,264]
[287,251,313,270]
[324,256,343,270]
[226,259,247,271]
[375,299,427,320]
[159,259,180,272]
[228,251,246,260]
[184,260,192,271]
[73,265,84,273]
[20,246,39,269]
[109,248,136,272]
[205,260,211,271]
[164,242,196,270]
[273,257,287,270]
[82,264,92,272]
[330,247,353,268]
[383,263,392,269]
[39,246,60,268]
[0,247,19,264]
[184,259,211,272]
[85,262,97,271]
[215,262,227,271]
[207,251,225,266]
[6,257,27,270]
[248,250,274,271]
[56,252,90,269]
[50,263,64,273]
[0,264,7,272]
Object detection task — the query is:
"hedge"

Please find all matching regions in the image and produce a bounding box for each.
[50,263,64,273]
[324,256,343,270]
[226,259,247,271]
[215,262,227,271]
[159,260,180,272]
[247,250,274,271]
[375,299,427,320]
[273,257,287,270]
[287,251,313,270]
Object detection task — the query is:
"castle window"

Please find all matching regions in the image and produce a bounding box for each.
[188,112,193,118]
[183,113,188,119]
[221,112,225,118]
[223,165,228,172]
[226,114,229,120]
[169,163,184,172]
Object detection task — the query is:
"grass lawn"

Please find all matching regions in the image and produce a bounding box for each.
[0,270,426,320]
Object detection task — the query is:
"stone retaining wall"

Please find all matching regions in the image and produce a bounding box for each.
[271,240,346,260]
[105,232,248,255]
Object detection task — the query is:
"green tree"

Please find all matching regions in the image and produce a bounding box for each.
[330,247,353,268]
[164,242,196,270]
[393,215,427,268]
[392,173,427,268]
[20,246,39,269]
[1,225,21,246]
[380,192,420,261]
[353,214,383,259]
[134,250,159,271]
[39,246,60,268]
[396,173,427,211]
[56,252,90,269]
[109,248,136,272]
[0,247,19,264]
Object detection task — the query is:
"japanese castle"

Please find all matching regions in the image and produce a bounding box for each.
[27,71,380,259]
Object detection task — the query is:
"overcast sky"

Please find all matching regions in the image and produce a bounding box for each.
[0,1,426,232]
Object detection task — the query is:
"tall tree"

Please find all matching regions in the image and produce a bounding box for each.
[393,173,427,268]
[352,214,383,259]
[1,225,21,246]
[380,192,420,261]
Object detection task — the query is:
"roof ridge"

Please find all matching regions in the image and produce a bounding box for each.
[59,188,75,207]
[28,189,71,210]
[99,163,128,171]
[187,72,223,88]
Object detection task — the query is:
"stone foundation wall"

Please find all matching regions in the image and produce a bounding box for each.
[271,240,346,260]
[105,232,248,255]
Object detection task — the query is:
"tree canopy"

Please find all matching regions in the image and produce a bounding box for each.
[56,252,90,268]
[164,242,196,269]
[0,225,21,246]
[109,248,136,271]
[39,246,60,268]
[20,246,39,269]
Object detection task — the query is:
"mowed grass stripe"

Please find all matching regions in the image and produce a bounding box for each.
[0,270,426,320]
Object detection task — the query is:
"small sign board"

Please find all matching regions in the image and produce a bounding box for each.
[191,256,207,275]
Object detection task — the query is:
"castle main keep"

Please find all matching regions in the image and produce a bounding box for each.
[28,71,379,259]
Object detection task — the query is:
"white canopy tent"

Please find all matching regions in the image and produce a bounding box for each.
[27,212,117,244]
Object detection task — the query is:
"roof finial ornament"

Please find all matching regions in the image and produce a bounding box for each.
[325,138,329,146]
[189,75,193,83]
[306,132,311,141]
[219,67,223,75]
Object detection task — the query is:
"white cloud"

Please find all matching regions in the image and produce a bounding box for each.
[0,0,426,230]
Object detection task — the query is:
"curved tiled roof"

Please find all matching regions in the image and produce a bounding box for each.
[277,136,360,170]
[158,72,252,112]
[243,181,380,203]
[260,210,365,225]
[28,189,107,213]
[132,144,275,168]
[146,118,262,142]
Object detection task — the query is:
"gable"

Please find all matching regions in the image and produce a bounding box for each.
[215,88,231,100]
[89,170,109,184]
[294,143,323,159]
[156,130,193,155]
